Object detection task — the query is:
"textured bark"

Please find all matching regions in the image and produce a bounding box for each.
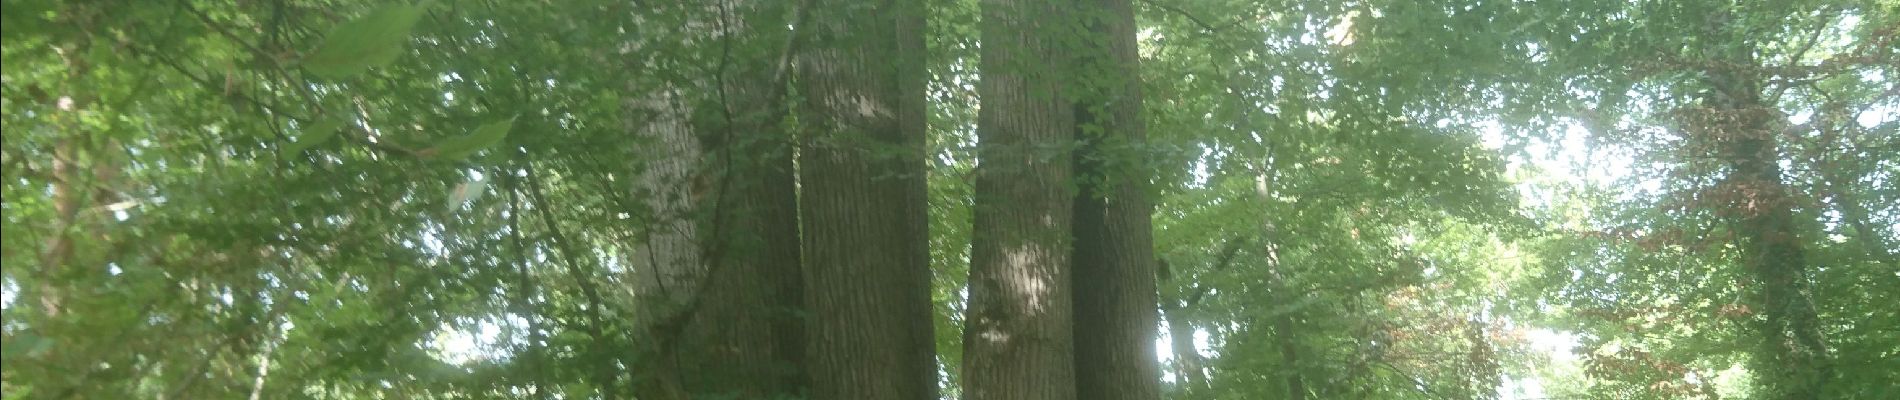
[1697,41,1831,400]
[1068,0,1162,397]
[626,2,803,398]
[963,0,1078,396]
[795,0,939,398]
[629,86,701,400]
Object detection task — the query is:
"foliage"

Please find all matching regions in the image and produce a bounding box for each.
[1,0,1893,399]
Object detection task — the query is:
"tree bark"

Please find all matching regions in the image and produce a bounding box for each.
[795,0,940,398]
[626,2,803,398]
[628,86,702,400]
[963,0,1079,396]
[1069,0,1162,397]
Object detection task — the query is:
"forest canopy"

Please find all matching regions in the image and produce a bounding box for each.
[1,0,1895,399]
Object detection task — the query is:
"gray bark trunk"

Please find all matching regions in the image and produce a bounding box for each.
[626,2,804,398]
[963,0,1079,396]
[796,0,940,398]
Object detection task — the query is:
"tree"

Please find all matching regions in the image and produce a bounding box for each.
[1693,9,1831,399]
[961,0,1080,397]
[625,1,803,398]
[3,0,1895,399]
[1069,0,1165,398]
[794,0,941,398]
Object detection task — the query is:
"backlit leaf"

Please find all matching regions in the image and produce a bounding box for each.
[427,117,516,161]
[302,2,432,79]
[286,119,344,153]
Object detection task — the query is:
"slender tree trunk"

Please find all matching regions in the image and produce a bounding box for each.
[37,137,82,319]
[1157,260,1211,395]
[626,2,803,397]
[1265,251,1306,400]
[525,165,623,399]
[795,0,939,398]
[1159,238,1245,395]
[963,0,1078,396]
[1254,172,1306,400]
[502,172,550,400]
[246,327,278,400]
[1069,0,1162,397]
[1162,307,1208,394]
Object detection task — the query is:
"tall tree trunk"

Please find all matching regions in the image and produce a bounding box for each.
[1696,31,1831,399]
[37,137,82,319]
[963,0,1078,396]
[525,165,624,399]
[1157,260,1211,395]
[1265,250,1306,400]
[628,86,702,400]
[626,2,803,398]
[795,0,939,398]
[1254,173,1307,400]
[1069,0,1162,397]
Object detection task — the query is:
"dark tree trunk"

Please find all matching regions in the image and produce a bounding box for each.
[1696,32,1831,399]
[795,0,940,398]
[963,0,1079,396]
[1069,0,1162,397]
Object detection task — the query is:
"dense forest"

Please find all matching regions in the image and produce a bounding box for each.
[1,0,1895,399]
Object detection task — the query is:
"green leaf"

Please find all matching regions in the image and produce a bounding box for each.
[426,117,516,161]
[4,332,53,359]
[287,119,344,153]
[448,176,488,207]
[302,2,432,79]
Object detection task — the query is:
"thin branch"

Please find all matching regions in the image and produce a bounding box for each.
[1181,234,1255,307]
[522,162,621,400]
[502,163,549,400]
[178,0,278,66]
[1137,0,1229,34]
